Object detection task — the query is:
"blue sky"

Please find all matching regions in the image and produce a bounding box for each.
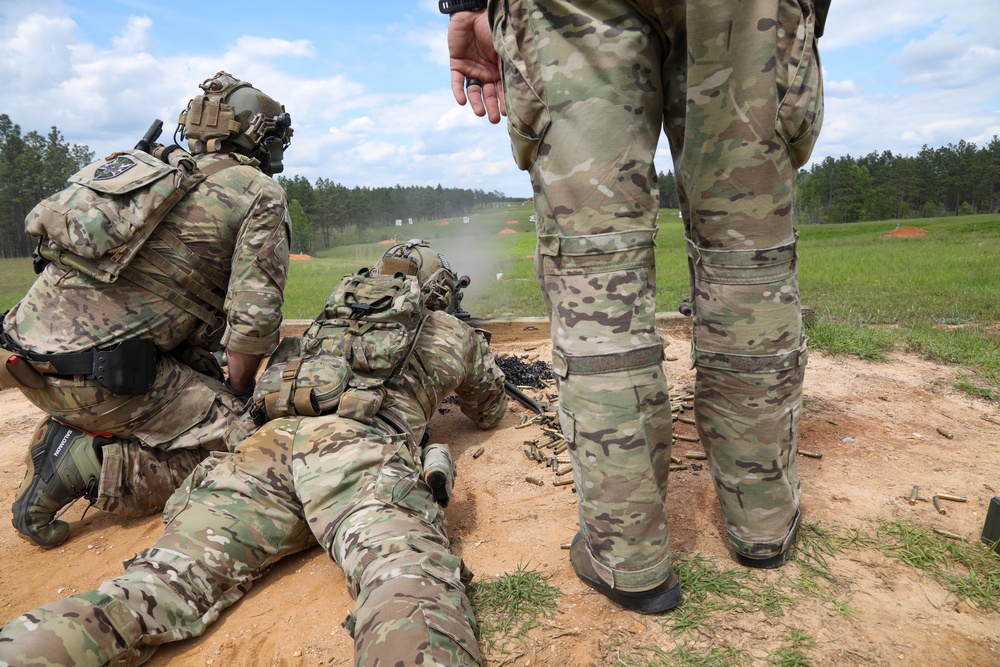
[2,0,999,199]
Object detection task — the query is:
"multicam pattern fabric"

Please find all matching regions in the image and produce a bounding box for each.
[493,0,823,579]
[25,150,185,265]
[2,151,290,511]
[0,311,507,667]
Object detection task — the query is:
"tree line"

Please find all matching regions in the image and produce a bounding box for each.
[0,115,95,258]
[797,139,1000,223]
[3,111,998,258]
[657,137,1000,224]
[0,113,519,258]
[277,175,516,253]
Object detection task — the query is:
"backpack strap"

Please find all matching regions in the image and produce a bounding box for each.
[120,156,242,331]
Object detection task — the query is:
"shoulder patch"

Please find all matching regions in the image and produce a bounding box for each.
[93,155,138,180]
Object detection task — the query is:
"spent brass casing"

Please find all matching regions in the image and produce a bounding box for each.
[670,455,682,465]
[472,447,485,459]
[560,542,572,549]
[932,527,965,541]
[669,464,688,471]
[525,476,544,486]
[798,450,823,459]
[932,496,947,515]
[936,427,954,439]
[937,493,967,503]
[908,485,919,505]
[553,443,568,455]
[684,451,707,460]
[677,416,697,426]
[555,465,573,476]
[553,479,575,487]
[673,433,700,443]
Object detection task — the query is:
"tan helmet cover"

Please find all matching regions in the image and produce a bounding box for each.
[375,239,457,312]
[179,71,286,155]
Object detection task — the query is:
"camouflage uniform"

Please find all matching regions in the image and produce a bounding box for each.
[491,0,823,582]
[1,151,290,514]
[0,311,507,667]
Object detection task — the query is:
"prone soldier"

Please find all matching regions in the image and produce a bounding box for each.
[0,241,508,666]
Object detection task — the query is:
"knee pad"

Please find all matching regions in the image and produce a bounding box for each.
[687,235,807,374]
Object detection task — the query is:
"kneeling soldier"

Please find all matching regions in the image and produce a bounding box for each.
[1,71,293,546]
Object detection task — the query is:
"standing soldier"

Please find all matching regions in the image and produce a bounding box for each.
[0,71,293,547]
[443,0,827,611]
[0,242,507,667]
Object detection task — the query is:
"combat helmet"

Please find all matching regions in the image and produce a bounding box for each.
[375,239,457,312]
[178,71,293,175]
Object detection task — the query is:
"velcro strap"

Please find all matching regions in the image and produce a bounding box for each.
[686,235,797,285]
[694,338,809,373]
[551,344,664,377]
[292,386,320,416]
[276,358,302,413]
[538,228,657,257]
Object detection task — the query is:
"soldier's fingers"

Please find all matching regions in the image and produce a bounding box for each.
[466,79,488,118]
[451,70,469,106]
[481,81,502,124]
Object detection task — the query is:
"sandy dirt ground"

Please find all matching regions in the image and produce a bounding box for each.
[1,321,999,666]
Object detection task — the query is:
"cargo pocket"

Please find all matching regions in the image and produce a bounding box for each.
[495,0,550,171]
[161,452,228,523]
[415,547,482,666]
[131,378,216,448]
[774,0,823,168]
[372,445,441,527]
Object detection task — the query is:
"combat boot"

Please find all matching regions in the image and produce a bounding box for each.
[11,418,111,547]
[569,533,683,614]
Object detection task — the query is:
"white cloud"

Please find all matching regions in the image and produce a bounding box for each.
[821,79,859,97]
[111,15,153,53]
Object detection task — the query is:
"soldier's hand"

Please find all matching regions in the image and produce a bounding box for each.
[447,10,505,123]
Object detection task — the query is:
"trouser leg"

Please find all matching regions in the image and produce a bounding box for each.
[0,590,148,666]
[665,0,823,555]
[291,417,480,666]
[1,418,314,665]
[93,441,206,515]
[496,0,675,589]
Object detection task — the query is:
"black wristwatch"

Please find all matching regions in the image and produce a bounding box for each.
[439,0,488,14]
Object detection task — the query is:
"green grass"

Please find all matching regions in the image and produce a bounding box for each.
[603,517,998,666]
[875,520,1000,611]
[0,257,42,312]
[466,563,560,654]
[766,629,817,667]
[2,210,997,395]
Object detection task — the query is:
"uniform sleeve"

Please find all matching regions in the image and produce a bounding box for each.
[455,327,508,430]
[220,177,291,356]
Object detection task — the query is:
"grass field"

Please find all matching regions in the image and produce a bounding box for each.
[1,208,997,392]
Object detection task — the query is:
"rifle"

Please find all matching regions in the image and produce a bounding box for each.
[134,119,163,154]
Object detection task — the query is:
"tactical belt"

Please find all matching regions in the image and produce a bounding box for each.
[0,330,160,396]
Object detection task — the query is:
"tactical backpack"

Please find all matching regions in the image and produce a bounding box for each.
[248,269,428,429]
[25,144,234,284]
